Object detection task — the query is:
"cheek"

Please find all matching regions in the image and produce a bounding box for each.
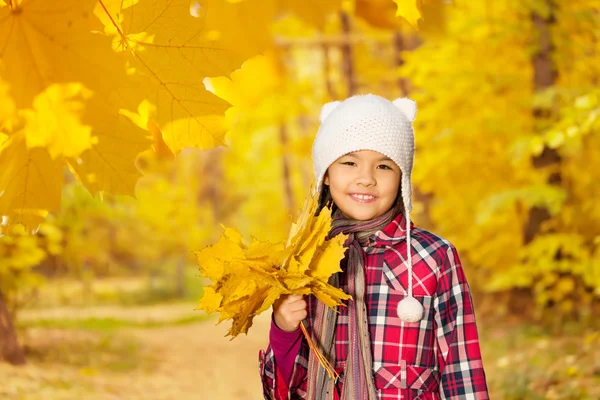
[383,175,401,196]
[325,167,345,188]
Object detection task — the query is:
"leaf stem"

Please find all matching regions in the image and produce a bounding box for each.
[97,0,126,38]
[300,321,339,381]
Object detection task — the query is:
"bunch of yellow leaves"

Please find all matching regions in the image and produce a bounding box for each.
[195,193,350,338]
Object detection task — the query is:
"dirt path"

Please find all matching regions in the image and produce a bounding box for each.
[4,303,600,399]
[123,312,271,400]
[0,304,271,400]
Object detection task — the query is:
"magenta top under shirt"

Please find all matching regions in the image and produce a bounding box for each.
[269,316,303,385]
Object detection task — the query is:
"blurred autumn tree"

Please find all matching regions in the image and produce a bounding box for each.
[397,0,600,324]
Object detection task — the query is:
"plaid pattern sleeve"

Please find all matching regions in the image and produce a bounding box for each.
[435,245,489,399]
[258,327,310,399]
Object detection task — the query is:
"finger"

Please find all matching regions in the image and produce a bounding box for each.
[287,299,307,313]
[274,294,294,309]
[285,294,303,303]
[291,309,308,322]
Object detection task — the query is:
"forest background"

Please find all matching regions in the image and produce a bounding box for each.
[1,0,599,398]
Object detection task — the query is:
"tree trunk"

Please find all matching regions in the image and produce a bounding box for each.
[340,11,356,96]
[322,43,337,99]
[176,256,186,298]
[279,124,295,214]
[203,148,224,220]
[0,289,26,365]
[393,32,410,97]
[524,0,560,244]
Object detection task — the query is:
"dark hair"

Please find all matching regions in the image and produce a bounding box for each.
[314,183,405,218]
[315,185,335,217]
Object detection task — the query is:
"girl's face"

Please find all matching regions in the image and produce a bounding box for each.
[324,150,401,221]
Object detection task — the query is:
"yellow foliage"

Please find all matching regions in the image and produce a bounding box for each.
[208,51,319,243]
[52,149,216,279]
[93,0,272,144]
[196,193,350,338]
[0,0,345,225]
[22,84,95,159]
[397,0,600,318]
[278,0,343,27]
[0,0,149,221]
[0,131,64,225]
[0,223,50,300]
[209,52,301,124]
[355,0,402,29]
[393,0,422,29]
[162,115,227,152]
[38,222,63,256]
[0,78,16,132]
[0,224,45,270]
[0,0,274,224]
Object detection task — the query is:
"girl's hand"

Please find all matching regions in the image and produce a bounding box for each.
[273,294,307,332]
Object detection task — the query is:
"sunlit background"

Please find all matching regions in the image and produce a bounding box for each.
[1,0,599,398]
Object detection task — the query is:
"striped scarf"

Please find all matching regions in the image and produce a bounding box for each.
[306,208,397,400]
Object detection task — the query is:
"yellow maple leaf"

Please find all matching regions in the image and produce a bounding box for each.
[0,0,150,223]
[21,83,95,159]
[199,286,224,314]
[195,193,350,338]
[197,232,285,336]
[0,0,142,118]
[355,0,402,29]
[209,53,283,112]
[0,131,63,227]
[94,0,273,150]
[0,78,16,132]
[311,279,351,309]
[161,115,227,153]
[0,0,273,224]
[393,0,423,29]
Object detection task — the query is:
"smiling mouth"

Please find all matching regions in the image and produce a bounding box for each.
[349,193,376,203]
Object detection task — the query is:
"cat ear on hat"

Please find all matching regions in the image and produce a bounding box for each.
[392,98,417,122]
[319,101,341,123]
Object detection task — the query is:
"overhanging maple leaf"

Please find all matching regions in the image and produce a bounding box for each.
[0,0,151,224]
[0,0,273,225]
[195,193,350,338]
[94,0,273,152]
[0,130,63,227]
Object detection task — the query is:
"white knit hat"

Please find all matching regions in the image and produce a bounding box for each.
[312,93,423,323]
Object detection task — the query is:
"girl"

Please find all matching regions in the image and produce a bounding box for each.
[259,94,489,399]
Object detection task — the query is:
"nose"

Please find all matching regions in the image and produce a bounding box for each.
[355,167,376,187]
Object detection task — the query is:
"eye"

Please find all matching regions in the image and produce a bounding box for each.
[378,164,393,170]
[340,161,356,166]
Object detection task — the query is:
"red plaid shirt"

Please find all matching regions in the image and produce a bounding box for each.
[259,213,489,399]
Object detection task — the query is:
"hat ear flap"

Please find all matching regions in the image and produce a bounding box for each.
[319,101,341,123]
[392,98,417,122]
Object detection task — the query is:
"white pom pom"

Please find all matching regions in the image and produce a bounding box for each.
[397,296,424,322]
[319,101,341,123]
[392,98,417,122]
